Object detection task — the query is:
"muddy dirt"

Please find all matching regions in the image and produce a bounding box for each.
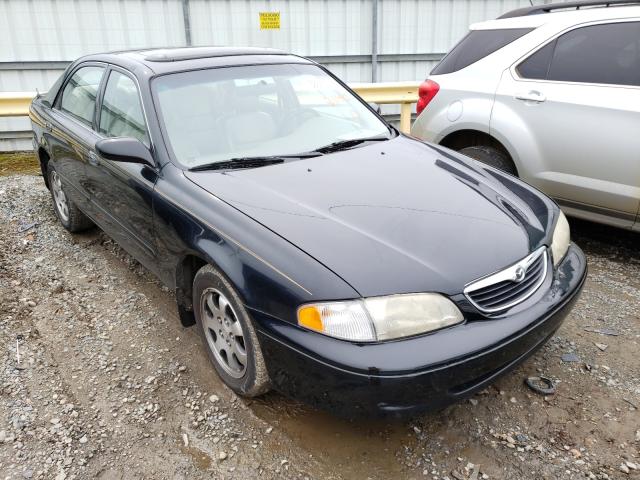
[0,153,39,177]
[0,171,638,480]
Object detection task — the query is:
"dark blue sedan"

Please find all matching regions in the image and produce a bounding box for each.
[29,46,586,417]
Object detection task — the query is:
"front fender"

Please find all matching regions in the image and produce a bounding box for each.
[152,164,359,325]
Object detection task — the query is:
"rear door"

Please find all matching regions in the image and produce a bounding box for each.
[86,66,159,273]
[494,20,640,227]
[49,64,106,212]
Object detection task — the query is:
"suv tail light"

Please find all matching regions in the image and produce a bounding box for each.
[416,79,440,115]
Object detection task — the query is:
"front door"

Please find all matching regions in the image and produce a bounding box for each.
[85,67,159,273]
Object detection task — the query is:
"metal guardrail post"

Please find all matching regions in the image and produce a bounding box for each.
[399,102,412,133]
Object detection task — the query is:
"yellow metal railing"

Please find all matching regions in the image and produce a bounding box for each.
[0,82,420,133]
[0,92,38,117]
[350,82,420,133]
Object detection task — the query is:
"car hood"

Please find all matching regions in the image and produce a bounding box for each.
[184,136,553,297]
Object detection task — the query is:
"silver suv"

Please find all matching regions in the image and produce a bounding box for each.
[411,1,640,230]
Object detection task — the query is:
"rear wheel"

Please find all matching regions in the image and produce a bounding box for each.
[47,164,93,232]
[193,264,270,397]
[458,146,517,176]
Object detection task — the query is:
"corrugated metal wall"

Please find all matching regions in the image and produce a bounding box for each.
[0,0,186,59]
[0,0,546,151]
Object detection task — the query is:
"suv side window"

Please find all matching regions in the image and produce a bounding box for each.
[518,22,640,86]
[99,70,149,145]
[59,66,105,125]
[516,42,555,80]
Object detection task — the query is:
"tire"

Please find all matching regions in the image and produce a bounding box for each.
[458,146,517,176]
[193,264,270,397]
[47,164,94,233]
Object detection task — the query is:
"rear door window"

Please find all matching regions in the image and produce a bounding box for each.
[432,28,533,75]
[518,22,640,86]
[58,66,105,126]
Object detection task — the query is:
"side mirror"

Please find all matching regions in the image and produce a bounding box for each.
[95,137,154,167]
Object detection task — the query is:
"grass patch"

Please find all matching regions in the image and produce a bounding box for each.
[0,151,40,177]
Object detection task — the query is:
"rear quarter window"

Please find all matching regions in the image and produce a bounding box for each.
[432,28,533,75]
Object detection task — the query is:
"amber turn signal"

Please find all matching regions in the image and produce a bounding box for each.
[297,306,324,332]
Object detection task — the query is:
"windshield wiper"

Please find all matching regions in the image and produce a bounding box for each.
[187,137,387,171]
[314,135,390,154]
[188,153,320,172]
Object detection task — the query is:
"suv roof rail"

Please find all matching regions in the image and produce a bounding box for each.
[498,0,640,19]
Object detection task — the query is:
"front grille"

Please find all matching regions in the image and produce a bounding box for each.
[464,247,548,313]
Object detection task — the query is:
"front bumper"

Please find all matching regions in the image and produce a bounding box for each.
[251,244,587,417]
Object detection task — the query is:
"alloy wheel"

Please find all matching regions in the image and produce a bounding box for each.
[201,288,247,378]
[51,170,70,222]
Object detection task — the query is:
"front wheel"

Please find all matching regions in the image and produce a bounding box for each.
[458,146,517,176]
[193,264,270,397]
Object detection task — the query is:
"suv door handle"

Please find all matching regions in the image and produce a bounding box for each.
[88,151,100,166]
[515,91,546,103]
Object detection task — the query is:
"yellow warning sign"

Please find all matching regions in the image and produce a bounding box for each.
[259,12,280,30]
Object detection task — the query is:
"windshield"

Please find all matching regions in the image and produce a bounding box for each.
[153,63,391,168]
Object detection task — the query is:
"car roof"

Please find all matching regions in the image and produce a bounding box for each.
[76,46,314,76]
[471,4,640,30]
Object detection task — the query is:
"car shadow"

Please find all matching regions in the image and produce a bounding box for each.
[570,217,639,265]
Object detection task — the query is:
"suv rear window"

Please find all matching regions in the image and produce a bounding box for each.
[432,28,533,75]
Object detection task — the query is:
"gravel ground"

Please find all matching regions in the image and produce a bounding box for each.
[0,173,638,480]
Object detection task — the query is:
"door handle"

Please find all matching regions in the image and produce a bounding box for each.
[88,151,100,166]
[515,91,546,103]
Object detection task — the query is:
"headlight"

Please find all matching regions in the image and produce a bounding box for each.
[550,210,570,267]
[297,293,464,342]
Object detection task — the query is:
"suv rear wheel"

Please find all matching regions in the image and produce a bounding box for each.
[459,146,517,176]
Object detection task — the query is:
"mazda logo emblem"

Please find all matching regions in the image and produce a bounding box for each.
[514,266,526,282]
